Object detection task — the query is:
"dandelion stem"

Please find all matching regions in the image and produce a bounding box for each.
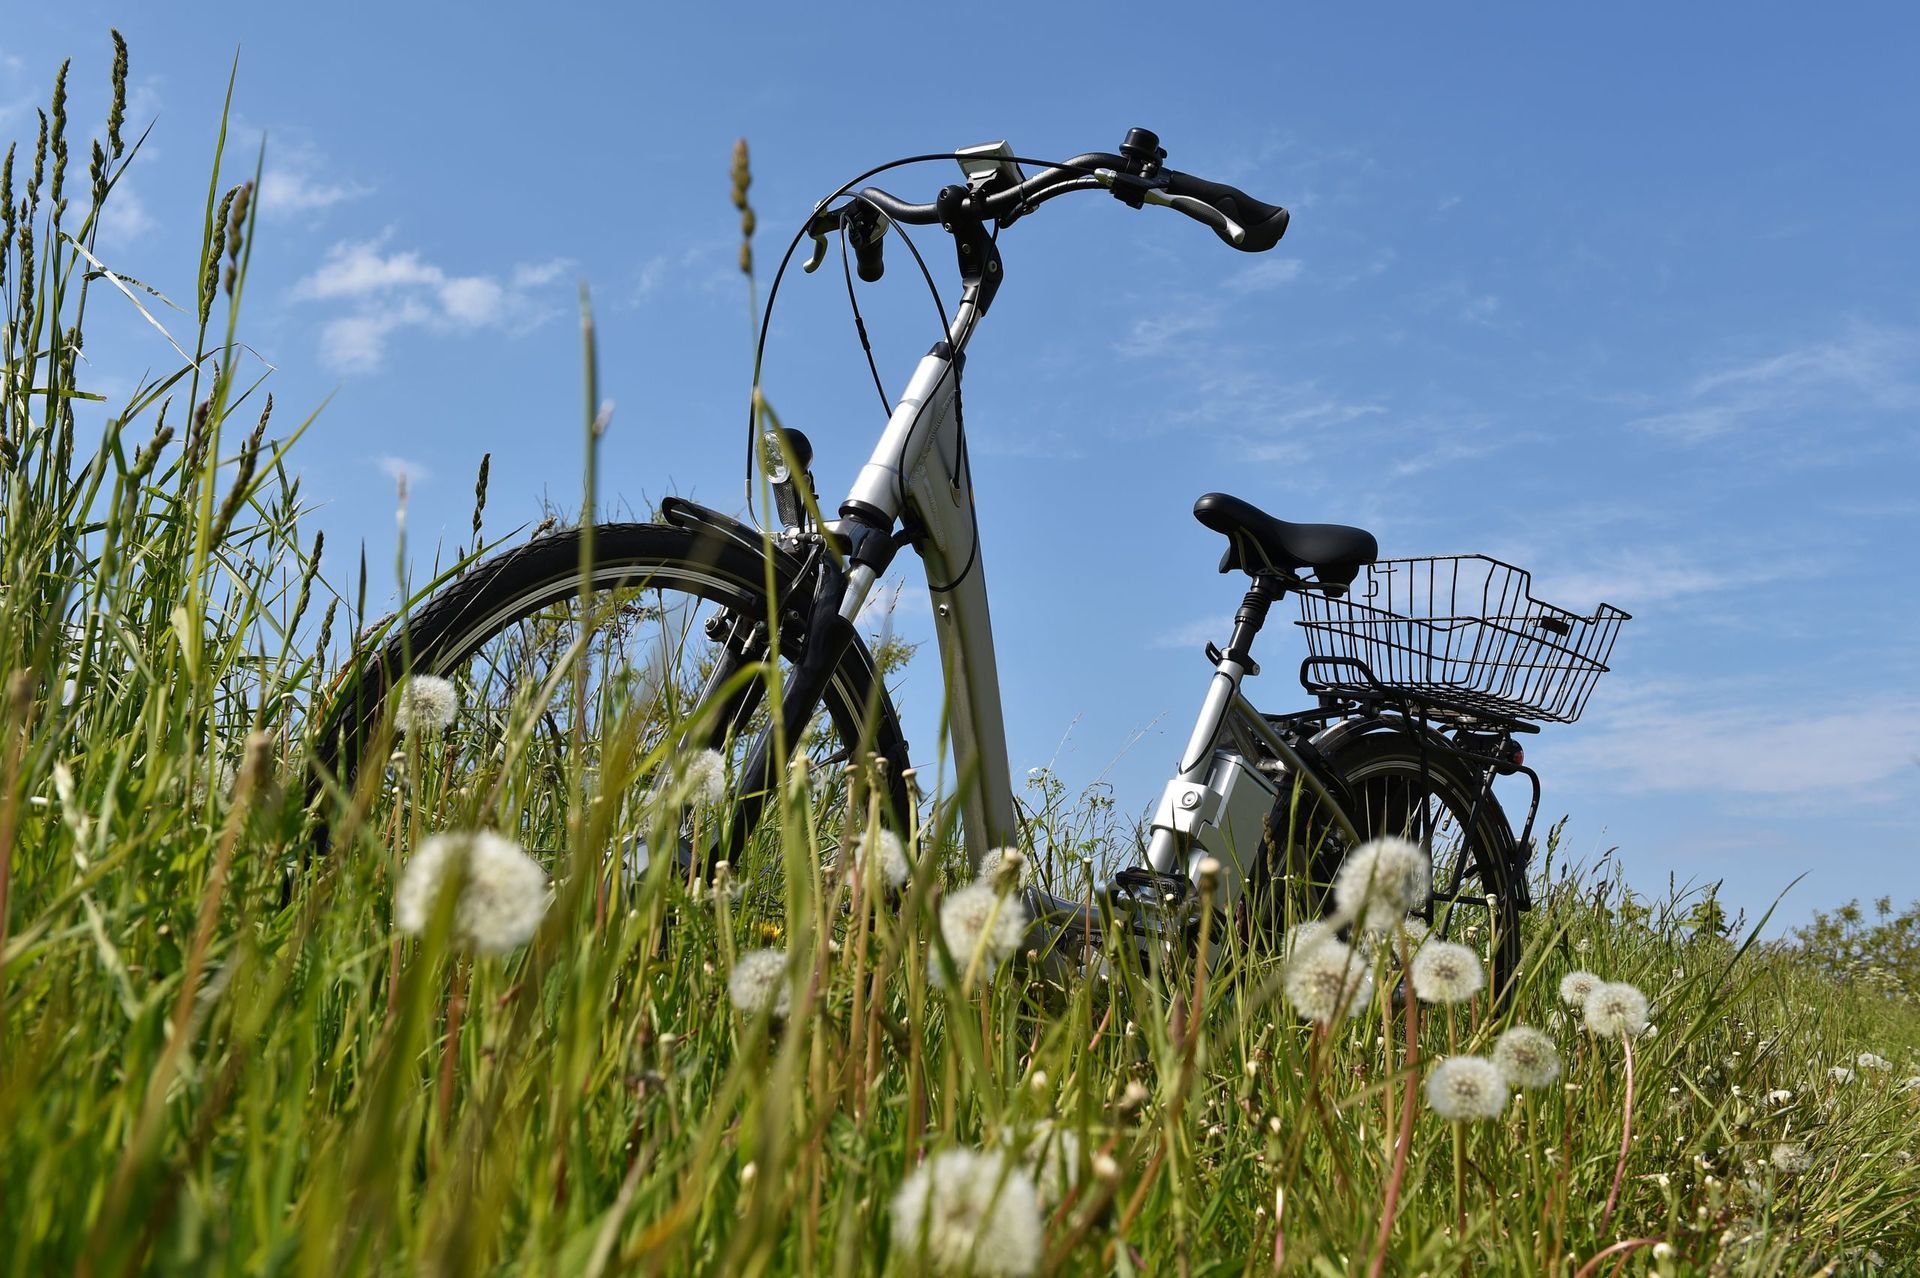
[1570,1238,1662,1278]
[1600,1029,1637,1231]
[1366,987,1420,1278]
[1452,1122,1466,1247]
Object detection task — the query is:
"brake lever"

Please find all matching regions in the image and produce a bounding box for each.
[801,207,845,274]
[1153,191,1246,246]
[1091,168,1247,247]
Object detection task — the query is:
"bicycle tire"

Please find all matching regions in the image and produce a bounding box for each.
[1252,730,1525,998]
[308,522,912,876]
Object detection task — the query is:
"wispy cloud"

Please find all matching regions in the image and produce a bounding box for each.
[1149,615,1228,650]
[294,234,571,372]
[1225,257,1303,293]
[1113,308,1218,358]
[1632,322,1920,444]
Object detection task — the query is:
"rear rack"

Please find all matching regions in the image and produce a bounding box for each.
[1294,555,1629,725]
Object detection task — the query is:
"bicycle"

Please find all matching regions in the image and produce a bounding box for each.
[309,128,1628,997]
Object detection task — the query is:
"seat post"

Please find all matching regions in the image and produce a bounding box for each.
[1221,574,1285,671]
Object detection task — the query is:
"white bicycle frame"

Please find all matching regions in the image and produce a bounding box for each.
[822,287,1361,907]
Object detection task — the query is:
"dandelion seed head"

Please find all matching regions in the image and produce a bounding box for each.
[682,749,727,806]
[1384,915,1431,951]
[1899,1076,1920,1093]
[1283,939,1372,1025]
[1493,1026,1563,1089]
[1331,836,1429,930]
[934,881,1028,985]
[1024,1125,1082,1207]
[1771,1142,1812,1175]
[889,1148,1042,1277]
[1282,919,1337,960]
[1857,1051,1892,1071]
[1766,1089,1794,1105]
[1425,1055,1509,1121]
[728,948,791,1018]
[393,674,458,734]
[1829,1066,1856,1085]
[1558,969,1602,1007]
[988,845,1030,890]
[1583,981,1651,1038]
[851,827,910,888]
[395,830,547,954]
[1410,940,1485,1005]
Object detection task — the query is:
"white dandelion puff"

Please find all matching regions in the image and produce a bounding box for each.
[1582,982,1651,1038]
[850,827,911,888]
[934,881,1028,986]
[1410,940,1486,1005]
[1899,1076,1920,1093]
[1770,1142,1813,1175]
[681,749,727,806]
[395,830,548,954]
[1828,1066,1856,1085]
[728,948,792,1018]
[393,674,458,734]
[1766,1089,1794,1105]
[1382,915,1431,952]
[1283,939,1373,1025]
[1856,1051,1892,1072]
[1332,836,1430,930]
[890,1148,1043,1277]
[1425,1056,1509,1121]
[1024,1125,1082,1207]
[1558,969,1602,1008]
[1493,1026,1563,1089]
[1282,919,1338,960]
[988,845,1031,890]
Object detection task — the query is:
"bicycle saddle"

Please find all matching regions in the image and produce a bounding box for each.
[1193,492,1377,588]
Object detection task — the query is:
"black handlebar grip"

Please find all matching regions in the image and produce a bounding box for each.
[1164,171,1290,252]
[851,228,886,282]
[842,198,889,282]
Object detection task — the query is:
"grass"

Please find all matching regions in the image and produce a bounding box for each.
[4,37,1920,1277]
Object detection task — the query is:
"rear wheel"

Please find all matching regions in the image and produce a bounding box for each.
[1252,730,1525,998]
[309,522,911,911]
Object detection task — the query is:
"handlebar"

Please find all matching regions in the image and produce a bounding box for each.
[856,138,1290,253]
[802,130,1289,281]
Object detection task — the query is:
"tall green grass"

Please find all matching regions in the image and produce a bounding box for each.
[2,39,1918,1277]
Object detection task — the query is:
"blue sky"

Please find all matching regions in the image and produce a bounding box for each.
[9,4,1917,931]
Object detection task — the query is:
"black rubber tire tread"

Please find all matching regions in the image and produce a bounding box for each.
[308,522,911,848]
[1253,730,1524,997]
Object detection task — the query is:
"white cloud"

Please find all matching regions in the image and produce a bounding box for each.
[1555,685,1920,800]
[294,235,568,372]
[95,183,156,248]
[437,275,505,325]
[376,455,430,487]
[256,137,371,219]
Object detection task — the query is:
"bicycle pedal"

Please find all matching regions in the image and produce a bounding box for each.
[1105,866,1195,912]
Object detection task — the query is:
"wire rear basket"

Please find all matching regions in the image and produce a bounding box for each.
[1294,556,1629,724]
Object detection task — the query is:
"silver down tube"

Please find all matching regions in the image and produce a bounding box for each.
[836,297,1018,872]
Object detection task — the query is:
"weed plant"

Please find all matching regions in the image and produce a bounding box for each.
[2,38,1918,1278]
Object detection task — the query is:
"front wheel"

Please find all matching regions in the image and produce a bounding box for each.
[308,521,912,908]
[1251,730,1525,999]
